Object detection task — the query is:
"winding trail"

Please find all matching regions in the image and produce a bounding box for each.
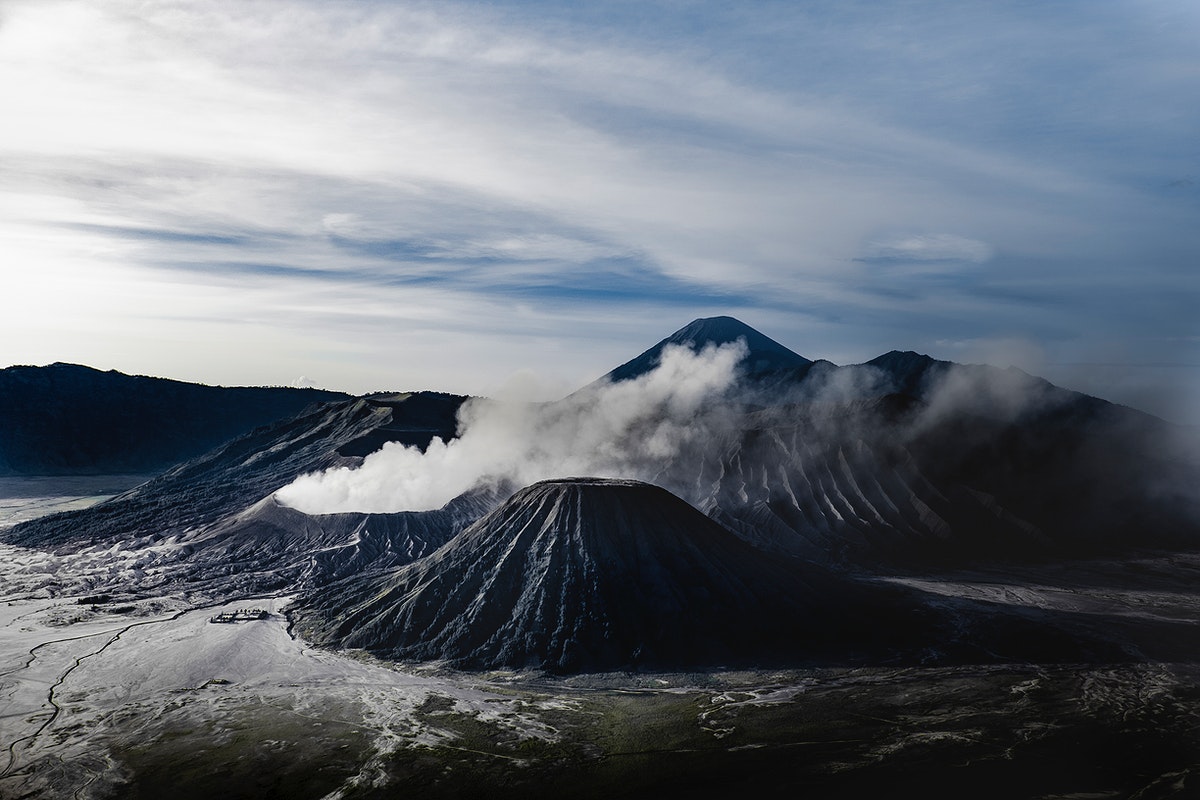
[0,612,181,779]
[0,593,289,781]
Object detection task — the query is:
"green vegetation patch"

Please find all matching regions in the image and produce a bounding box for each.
[110,700,373,800]
[342,666,1200,800]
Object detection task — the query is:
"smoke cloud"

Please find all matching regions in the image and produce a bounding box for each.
[276,340,749,514]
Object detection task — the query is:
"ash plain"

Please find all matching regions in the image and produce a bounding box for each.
[3,500,1200,799]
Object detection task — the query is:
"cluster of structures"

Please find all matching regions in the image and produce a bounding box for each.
[208,608,271,624]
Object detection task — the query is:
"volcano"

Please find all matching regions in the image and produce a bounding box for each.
[4,316,1196,599]
[290,478,921,672]
[601,315,813,384]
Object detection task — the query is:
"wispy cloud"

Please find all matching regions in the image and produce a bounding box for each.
[858,233,994,266]
[0,0,1195,420]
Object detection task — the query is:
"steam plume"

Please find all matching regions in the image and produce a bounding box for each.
[276,340,748,513]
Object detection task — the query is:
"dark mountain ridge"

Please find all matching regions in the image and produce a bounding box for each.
[0,362,350,476]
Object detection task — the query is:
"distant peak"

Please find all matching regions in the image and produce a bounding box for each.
[863,351,952,397]
[601,316,812,385]
[671,315,755,338]
[666,316,785,347]
[866,350,939,368]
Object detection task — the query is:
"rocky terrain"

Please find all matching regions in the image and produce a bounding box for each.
[293,478,942,672]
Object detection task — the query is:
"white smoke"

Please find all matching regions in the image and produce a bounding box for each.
[275,340,749,513]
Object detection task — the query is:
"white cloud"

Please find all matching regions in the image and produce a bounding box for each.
[0,0,1104,290]
[862,233,994,265]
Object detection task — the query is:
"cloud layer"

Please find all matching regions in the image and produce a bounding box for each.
[0,0,1196,421]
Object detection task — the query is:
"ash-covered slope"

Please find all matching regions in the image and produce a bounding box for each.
[0,362,349,476]
[688,357,1200,566]
[167,485,505,596]
[291,478,925,673]
[0,391,493,600]
[2,392,471,553]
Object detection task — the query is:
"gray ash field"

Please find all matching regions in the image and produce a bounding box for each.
[2,318,1198,799]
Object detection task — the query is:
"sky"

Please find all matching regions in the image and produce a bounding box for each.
[1,0,1197,424]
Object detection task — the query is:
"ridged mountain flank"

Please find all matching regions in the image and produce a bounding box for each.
[290,478,909,673]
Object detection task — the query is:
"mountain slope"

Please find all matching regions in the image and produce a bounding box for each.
[163,485,504,597]
[2,392,471,552]
[291,478,929,672]
[677,362,1199,566]
[0,363,349,476]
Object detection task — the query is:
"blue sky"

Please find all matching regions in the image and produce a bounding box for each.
[1,0,1197,423]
